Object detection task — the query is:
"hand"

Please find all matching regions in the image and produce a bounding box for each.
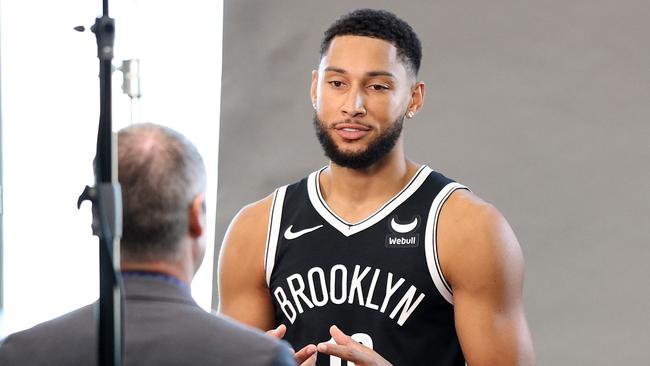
[317,325,392,366]
[267,324,317,365]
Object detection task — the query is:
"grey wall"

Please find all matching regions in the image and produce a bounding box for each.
[216,1,650,364]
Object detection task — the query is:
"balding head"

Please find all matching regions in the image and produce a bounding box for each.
[118,123,206,262]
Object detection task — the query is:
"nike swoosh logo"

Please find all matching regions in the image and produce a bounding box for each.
[390,217,418,234]
[284,225,324,240]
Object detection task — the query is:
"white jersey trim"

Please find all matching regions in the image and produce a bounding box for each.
[264,185,287,286]
[425,182,468,305]
[307,165,433,237]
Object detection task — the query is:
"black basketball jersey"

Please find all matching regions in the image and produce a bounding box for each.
[265,166,468,366]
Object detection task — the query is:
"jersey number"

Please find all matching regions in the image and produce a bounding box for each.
[328,333,373,366]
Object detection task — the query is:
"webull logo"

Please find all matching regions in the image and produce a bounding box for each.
[385,215,420,248]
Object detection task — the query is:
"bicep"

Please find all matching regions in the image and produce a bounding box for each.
[442,200,534,365]
[217,202,277,331]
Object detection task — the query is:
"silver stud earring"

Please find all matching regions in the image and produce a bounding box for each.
[407,111,415,119]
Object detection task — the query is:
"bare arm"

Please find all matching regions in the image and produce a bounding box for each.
[219,195,318,365]
[439,190,535,366]
[218,195,277,330]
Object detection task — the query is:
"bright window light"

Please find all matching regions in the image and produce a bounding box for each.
[1,0,223,337]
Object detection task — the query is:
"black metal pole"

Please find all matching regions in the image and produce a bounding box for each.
[78,0,124,365]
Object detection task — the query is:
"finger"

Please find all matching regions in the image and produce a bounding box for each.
[294,344,317,364]
[294,344,317,366]
[317,342,365,363]
[329,325,352,346]
[266,324,287,339]
[299,351,317,366]
[265,325,277,337]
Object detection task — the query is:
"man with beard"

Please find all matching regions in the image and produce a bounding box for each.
[219,9,535,366]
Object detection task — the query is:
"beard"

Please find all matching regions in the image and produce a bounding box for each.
[313,114,404,170]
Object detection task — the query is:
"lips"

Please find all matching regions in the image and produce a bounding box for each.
[333,122,371,141]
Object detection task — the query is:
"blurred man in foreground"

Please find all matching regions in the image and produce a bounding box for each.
[0,123,296,366]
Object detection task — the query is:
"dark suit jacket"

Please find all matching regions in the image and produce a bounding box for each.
[0,275,295,366]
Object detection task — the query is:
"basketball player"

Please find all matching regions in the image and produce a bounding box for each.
[219,9,535,366]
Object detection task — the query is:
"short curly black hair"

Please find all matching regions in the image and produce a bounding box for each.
[320,9,422,76]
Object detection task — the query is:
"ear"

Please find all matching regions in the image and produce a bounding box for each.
[310,69,319,109]
[407,81,426,116]
[189,194,205,238]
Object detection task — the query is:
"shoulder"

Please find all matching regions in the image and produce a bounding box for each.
[176,310,294,365]
[194,310,270,341]
[220,193,275,261]
[228,193,275,239]
[0,305,96,365]
[440,189,506,237]
[2,304,95,341]
[209,316,295,366]
[125,302,292,365]
[437,189,524,290]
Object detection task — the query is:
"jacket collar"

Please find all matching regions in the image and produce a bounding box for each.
[122,274,197,307]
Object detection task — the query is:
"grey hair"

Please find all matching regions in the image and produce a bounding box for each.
[118,123,206,262]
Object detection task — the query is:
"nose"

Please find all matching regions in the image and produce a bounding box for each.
[341,86,366,118]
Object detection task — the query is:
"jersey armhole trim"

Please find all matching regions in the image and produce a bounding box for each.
[264,185,287,287]
[424,182,469,305]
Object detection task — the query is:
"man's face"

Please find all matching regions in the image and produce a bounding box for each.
[311,35,420,169]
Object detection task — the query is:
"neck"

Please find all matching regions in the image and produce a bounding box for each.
[319,141,421,222]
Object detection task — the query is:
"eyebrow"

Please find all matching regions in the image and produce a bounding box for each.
[324,67,396,79]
